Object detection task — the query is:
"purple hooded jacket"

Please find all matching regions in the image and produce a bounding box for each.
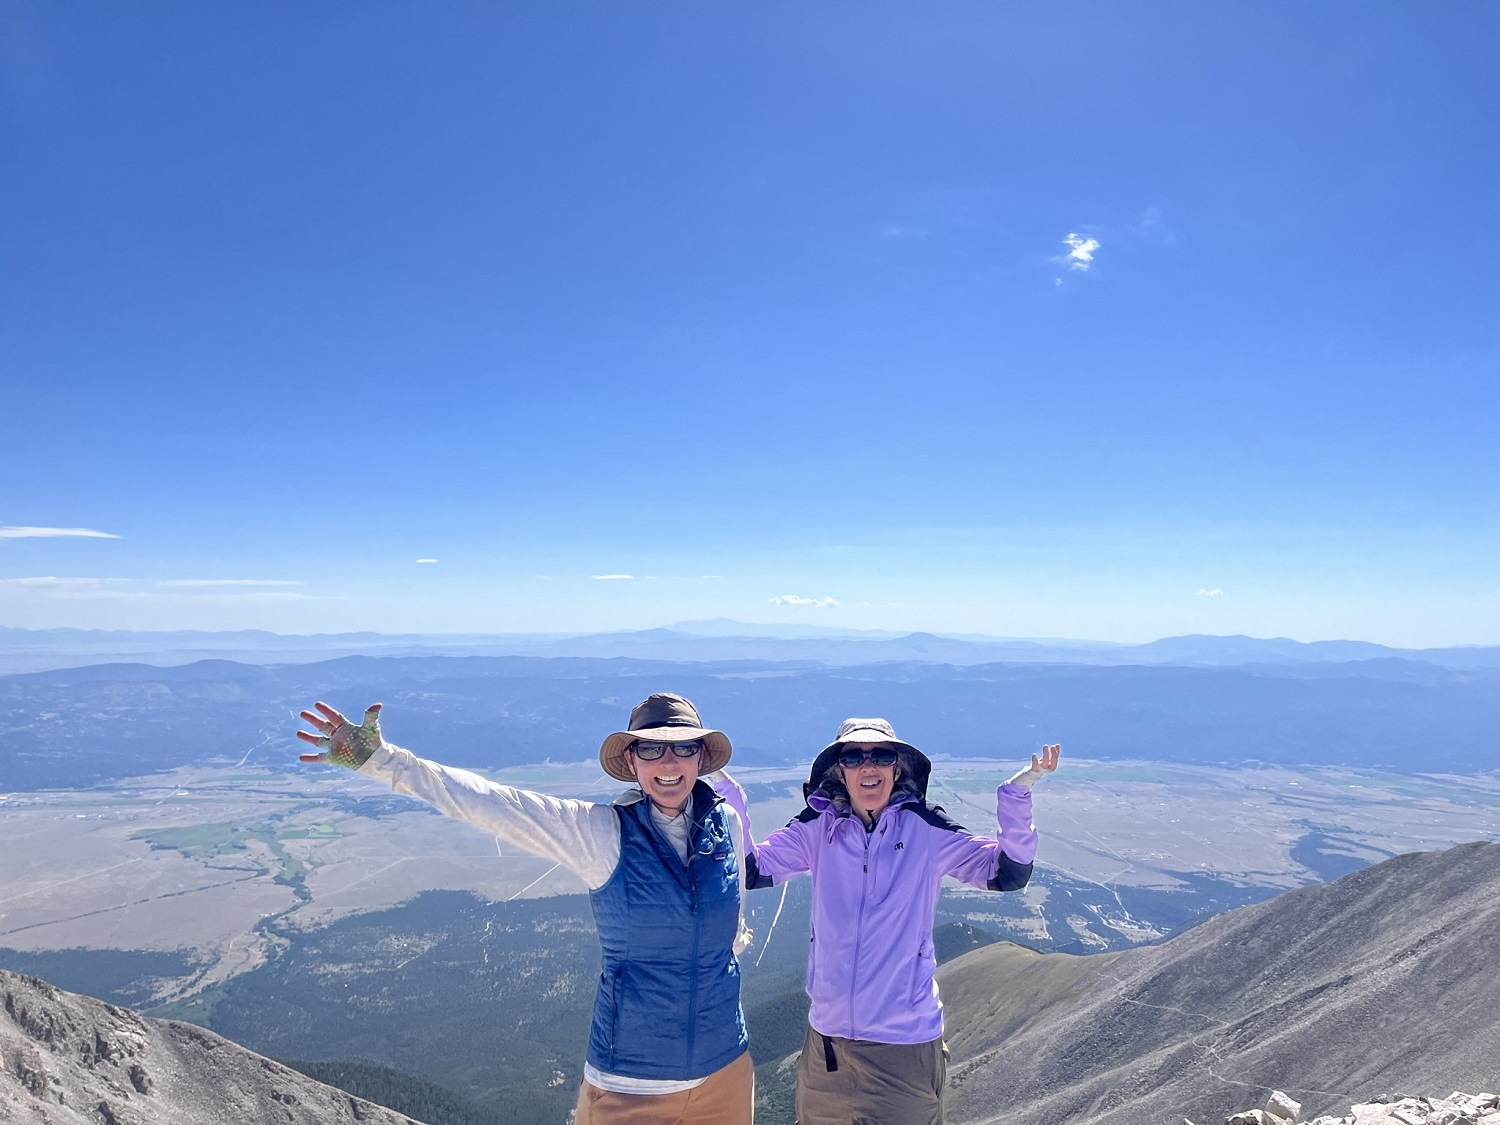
[722,755,1036,1045]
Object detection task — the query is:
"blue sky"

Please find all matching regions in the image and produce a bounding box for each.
[2,2,1497,645]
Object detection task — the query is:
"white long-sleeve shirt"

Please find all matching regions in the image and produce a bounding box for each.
[358,743,751,1094]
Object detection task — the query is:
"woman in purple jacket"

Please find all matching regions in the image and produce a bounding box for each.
[718,718,1058,1125]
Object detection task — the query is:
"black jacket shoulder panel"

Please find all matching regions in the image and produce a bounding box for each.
[905,801,972,834]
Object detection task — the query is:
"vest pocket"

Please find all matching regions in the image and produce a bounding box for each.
[604,965,623,1065]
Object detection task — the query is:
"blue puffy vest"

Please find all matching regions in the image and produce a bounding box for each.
[585,781,748,1079]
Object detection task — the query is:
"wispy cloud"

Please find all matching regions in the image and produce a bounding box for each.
[770,594,840,608]
[1061,232,1100,272]
[0,526,121,539]
[157,579,301,588]
[1198,588,1225,597]
[416,558,438,564]
[0,576,107,589]
[592,574,634,580]
[0,577,310,601]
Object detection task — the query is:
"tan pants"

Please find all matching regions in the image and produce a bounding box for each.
[794,1025,948,1125]
[574,1050,754,1125]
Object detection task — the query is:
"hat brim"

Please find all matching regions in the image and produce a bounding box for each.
[599,726,733,783]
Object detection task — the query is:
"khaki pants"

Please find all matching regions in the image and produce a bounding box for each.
[794,1025,948,1125]
[574,1050,754,1125]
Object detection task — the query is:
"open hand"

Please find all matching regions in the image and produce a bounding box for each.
[297,701,384,770]
[1005,743,1061,790]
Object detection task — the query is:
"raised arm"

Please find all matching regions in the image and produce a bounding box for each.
[710,770,813,888]
[934,744,1060,891]
[298,701,622,889]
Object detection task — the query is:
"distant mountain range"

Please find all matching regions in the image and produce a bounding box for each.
[3,622,1498,675]
[938,839,1500,1125]
[3,649,1498,789]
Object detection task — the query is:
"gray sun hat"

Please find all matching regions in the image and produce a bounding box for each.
[806,716,932,796]
[599,693,733,783]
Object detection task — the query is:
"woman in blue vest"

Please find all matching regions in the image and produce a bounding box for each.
[298,692,754,1125]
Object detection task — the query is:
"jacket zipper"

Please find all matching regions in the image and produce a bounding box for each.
[686,828,700,1070]
[848,818,873,1037]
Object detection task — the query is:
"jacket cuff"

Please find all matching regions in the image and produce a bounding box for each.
[743,850,776,890]
[987,853,1033,892]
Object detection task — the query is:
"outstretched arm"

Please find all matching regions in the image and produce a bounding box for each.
[992,743,1060,870]
[296,701,622,888]
[938,745,1061,891]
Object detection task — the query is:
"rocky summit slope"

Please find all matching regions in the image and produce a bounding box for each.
[1,970,422,1125]
[940,840,1500,1125]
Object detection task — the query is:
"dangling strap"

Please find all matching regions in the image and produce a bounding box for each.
[821,1035,839,1072]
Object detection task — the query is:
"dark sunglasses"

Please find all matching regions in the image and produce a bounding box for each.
[631,739,704,761]
[837,747,899,769]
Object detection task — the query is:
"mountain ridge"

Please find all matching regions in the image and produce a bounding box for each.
[3,624,1498,676]
[0,968,424,1124]
[939,840,1500,1125]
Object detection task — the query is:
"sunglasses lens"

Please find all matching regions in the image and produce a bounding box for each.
[633,740,702,760]
[838,747,899,768]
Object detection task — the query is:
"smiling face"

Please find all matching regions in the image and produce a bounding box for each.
[628,740,702,815]
[836,742,901,825]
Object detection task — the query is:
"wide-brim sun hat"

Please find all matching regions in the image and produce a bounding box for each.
[807,716,932,795]
[599,692,733,783]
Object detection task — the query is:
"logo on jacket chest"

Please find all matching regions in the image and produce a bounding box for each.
[695,816,734,863]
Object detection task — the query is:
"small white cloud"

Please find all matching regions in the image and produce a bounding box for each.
[1061,232,1100,271]
[770,594,841,608]
[1197,588,1225,597]
[592,574,634,580]
[416,558,438,564]
[158,579,301,587]
[0,526,121,539]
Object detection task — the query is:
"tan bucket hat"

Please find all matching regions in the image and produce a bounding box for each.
[599,693,732,783]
